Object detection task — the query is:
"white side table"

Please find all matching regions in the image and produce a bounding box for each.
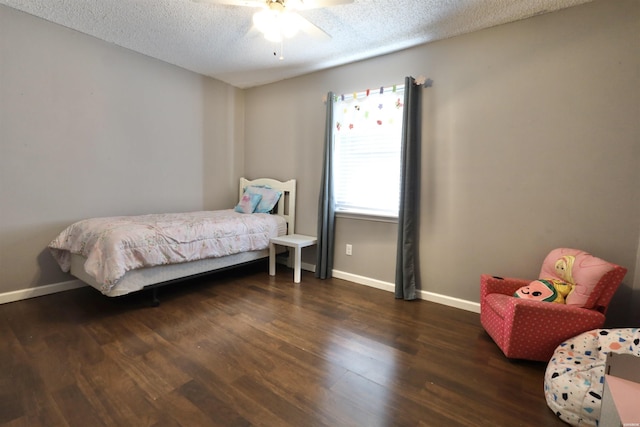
[269,234,317,283]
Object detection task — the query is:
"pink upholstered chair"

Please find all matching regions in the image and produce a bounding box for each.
[480,248,627,362]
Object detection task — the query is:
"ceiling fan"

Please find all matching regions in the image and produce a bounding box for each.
[196,0,354,43]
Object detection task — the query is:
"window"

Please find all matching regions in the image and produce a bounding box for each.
[332,85,405,217]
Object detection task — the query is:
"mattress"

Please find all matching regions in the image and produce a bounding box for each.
[69,249,271,297]
[49,209,287,296]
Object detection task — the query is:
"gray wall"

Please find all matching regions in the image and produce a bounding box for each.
[0,6,244,291]
[243,0,640,325]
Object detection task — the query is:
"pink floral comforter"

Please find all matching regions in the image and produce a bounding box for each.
[49,210,286,291]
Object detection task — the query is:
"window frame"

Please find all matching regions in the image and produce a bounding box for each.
[331,85,405,219]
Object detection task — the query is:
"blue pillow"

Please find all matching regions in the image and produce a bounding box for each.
[234,192,262,213]
[245,185,282,213]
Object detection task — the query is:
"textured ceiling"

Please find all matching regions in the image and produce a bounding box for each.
[1,0,594,88]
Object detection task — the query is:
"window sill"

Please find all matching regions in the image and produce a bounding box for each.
[335,210,398,224]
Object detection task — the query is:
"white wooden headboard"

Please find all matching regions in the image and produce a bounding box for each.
[239,177,296,235]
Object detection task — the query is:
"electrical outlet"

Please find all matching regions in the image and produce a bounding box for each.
[346,244,352,256]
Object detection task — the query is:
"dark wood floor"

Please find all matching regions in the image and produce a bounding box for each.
[0,262,566,427]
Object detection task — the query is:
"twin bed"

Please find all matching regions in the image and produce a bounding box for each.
[48,178,296,303]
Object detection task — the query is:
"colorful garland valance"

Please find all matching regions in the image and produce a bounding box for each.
[323,75,432,105]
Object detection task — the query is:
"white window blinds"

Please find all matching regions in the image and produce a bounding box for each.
[332,85,405,217]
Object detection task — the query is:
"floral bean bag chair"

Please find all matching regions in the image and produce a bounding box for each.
[544,328,640,426]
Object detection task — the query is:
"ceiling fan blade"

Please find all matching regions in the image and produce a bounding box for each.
[193,0,265,7]
[289,12,331,40]
[291,0,354,10]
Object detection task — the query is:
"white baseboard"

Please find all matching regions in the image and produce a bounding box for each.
[1,268,480,315]
[278,254,316,274]
[0,280,86,305]
[301,261,316,273]
[332,270,480,314]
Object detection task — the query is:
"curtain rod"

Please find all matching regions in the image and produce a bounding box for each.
[334,83,405,103]
[324,75,432,104]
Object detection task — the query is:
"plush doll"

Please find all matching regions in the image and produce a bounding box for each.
[514,278,573,304]
[555,255,576,286]
[514,254,578,303]
[547,278,573,303]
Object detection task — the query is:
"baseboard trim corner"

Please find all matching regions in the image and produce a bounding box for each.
[331,270,480,314]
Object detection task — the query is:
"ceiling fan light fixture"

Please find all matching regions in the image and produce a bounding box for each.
[264,29,283,43]
[279,12,299,38]
[253,10,276,33]
[252,3,300,42]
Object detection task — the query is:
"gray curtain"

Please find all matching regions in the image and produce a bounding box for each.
[316,92,335,279]
[395,77,421,299]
